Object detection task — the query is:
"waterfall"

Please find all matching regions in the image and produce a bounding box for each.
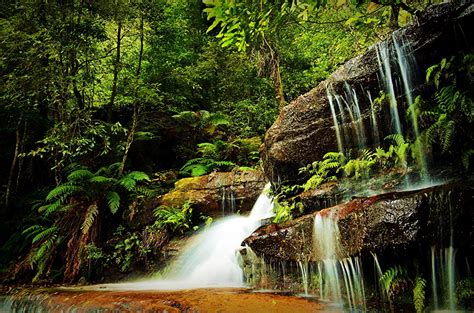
[326,84,367,151]
[376,40,403,136]
[312,211,366,310]
[367,91,380,147]
[165,186,274,287]
[94,184,274,291]
[327,89,344,153]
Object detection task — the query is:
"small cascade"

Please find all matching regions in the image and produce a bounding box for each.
[298,261,310,295]
[376,40,403,136]
[327,84,368,151]
[367,91,380,147]
[327,89,344,153]
[220,186,237,216]
[431,247,458,311]
[163,188,273,287]
[312,212,366,310]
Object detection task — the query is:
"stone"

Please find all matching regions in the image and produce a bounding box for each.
[157,169,266,218]
[243,182,473,262]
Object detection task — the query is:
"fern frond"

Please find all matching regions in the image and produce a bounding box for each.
[106,191,120,214]
[89,175,114,184]
[81,204,98,234]
[22,225,45,238]
[413,276,426,313]
[38,200,61,216]
[67,169,93,181]
[32,226,58,244]
[46,184,82,201]
[462,149,474,169]
[118,177,137,191]
[123,171,149,182]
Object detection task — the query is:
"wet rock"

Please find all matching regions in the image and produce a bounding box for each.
[243,183,474,261]
[262,2,474,184]
[157,169,266,218]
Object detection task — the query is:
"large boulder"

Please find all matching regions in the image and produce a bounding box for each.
[157,169,266,218]
[243,182,473,262]
[262,1,474,184]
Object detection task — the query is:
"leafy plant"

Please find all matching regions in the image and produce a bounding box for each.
[413,275,426,313]
[272,200,304,224]
[379,265,409,298]
[154,201,194,233]
[299,152,344,191]
[19,163,150,282]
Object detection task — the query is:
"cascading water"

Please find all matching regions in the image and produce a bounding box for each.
[312,211,366,310]
[94,184,274,291]
[162,186,274,287]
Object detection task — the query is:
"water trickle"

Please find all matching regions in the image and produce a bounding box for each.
[312,212,366,310]
[327,89,344,153]
[376,41,403,136]
[367,91,380,147]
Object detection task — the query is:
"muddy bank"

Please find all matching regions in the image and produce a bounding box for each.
[1,288,333,312]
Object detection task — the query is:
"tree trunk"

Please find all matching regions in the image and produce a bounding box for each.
[271,56,285,109]
[118,15,144,176]
[5,118,22,207]
[108,20,122,122]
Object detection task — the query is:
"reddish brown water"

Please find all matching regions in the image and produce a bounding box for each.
[4,288,339,312]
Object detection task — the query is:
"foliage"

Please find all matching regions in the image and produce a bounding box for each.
[413,275,426,313]
[272,200,304,224]
[154,201,194,233]
[298,152,344,190]
[20,164,150,282]
[379,265,409,298]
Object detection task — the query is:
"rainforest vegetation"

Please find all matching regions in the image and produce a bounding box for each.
[1,0,472,299]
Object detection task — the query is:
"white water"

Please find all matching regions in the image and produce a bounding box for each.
[313,212,366,310]
[376,41,403,136]
[327,89,344,153]
[87,185,274,291]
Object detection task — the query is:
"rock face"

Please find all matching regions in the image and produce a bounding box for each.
[262,1,474,184]
[243,183,473,262]
[157,169,266,218]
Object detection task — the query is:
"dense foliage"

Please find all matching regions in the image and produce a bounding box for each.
[0,0,446,284]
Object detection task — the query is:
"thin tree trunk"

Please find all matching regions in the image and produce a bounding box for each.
[118,15,144,176]
[5,118,22,207]
[390,4,400,30]
[15,120,28,189]
[108,20,122,122]
[271,57,285,109]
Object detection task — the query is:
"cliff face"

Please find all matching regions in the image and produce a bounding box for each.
[262,1,474,184]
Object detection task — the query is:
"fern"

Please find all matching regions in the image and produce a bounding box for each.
[22,225,46,239]
[46,183,82,201]
[38,200,62,216]
[89,175,114,184]
[67,169,93,181]
[462,149,474,169]
[118,177,137,191]
[413,276,426,313]
[32,226,58,244]
[81,204,98,234]
[123,171,149,182]
[106,191,120,214]
[379,265,407,296]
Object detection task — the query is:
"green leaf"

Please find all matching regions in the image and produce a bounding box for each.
[106,191,121,214]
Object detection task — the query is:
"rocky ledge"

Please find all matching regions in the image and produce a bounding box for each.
[243,182,473,262]
[156,169,266,218]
